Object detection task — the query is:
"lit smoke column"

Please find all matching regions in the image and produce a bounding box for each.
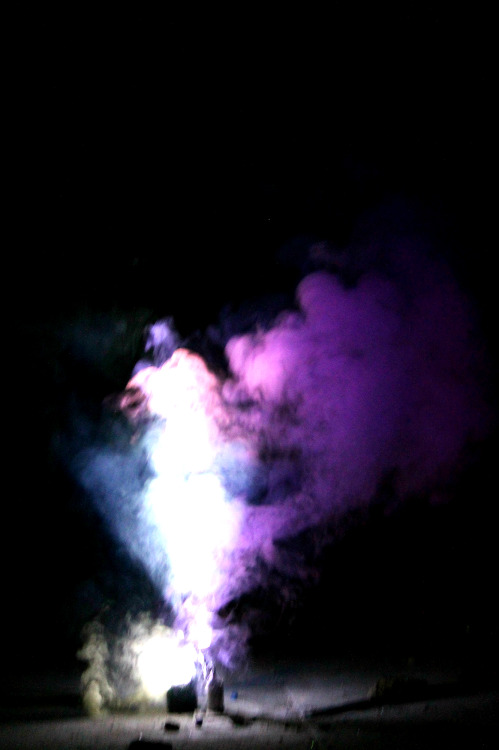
[121,349,245,653]
[115,245,492,665]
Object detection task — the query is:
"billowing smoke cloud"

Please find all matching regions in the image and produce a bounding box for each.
[74,223,494,687]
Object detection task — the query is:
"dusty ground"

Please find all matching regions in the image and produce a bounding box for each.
[1,651,497,749]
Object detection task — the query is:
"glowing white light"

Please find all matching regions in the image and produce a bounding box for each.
[147,471,238,598]
[123,347,243,656]
[135,630,197,700]
[148,412,215,477]
[183,602,214,651]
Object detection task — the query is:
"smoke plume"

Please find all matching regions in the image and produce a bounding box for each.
[75,222,494,685]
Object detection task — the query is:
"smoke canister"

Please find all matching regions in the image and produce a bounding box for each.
[166,680,198,713]
[207,669,224,712]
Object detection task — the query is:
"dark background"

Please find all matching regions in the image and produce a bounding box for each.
[6,9,497,675]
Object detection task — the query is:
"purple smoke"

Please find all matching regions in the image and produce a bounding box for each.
[203,244,492,649]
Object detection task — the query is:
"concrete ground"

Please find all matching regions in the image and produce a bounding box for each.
[1,652,497,749]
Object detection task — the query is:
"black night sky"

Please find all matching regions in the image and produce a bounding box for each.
[6,9,498,678]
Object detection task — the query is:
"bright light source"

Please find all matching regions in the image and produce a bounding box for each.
[134,628,197,701]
